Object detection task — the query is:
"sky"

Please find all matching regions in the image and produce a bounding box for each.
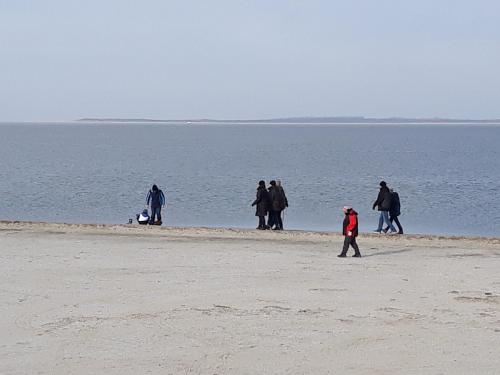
[1,0,499,121]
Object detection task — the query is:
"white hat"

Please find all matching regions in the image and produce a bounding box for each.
[342,205,352,212]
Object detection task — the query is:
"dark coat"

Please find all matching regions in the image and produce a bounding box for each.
[373,186,391,211]
[342,209,359,237]
[147,189,165,208]
[269,186,288,212]
[252,186,269,217]
[389,192,401,216]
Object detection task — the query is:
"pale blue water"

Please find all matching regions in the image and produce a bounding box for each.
[0,122,499,236]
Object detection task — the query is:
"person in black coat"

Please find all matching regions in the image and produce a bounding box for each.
[267,182,277,229]
[383,189,404,234]
[268,180,288,230]
[372,181,397,233]
[252,180,270,229]
[146,184,166,225]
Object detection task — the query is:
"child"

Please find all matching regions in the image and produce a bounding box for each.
[137,209,150,225]
[338,206,361,258]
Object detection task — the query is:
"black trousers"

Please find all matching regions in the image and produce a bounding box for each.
[340,236,361,256]
[268,210,283,229]
[150,206,162,224]
[267,210,276,228]
[274,210,283,229]
[384,215,403,233]
[258,216,266,228]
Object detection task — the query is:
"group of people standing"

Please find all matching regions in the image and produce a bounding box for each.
[251,180,289,230]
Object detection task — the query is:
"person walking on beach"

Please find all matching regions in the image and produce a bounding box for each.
[146,184,166,225]
[383,188,404,234]
[372,181,397,233]
[267,181,277,229]
[338,206,361,258]
[269,180,288,230]
[252,180,270,230]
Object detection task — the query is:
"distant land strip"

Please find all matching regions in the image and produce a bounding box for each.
[77,117,500,124]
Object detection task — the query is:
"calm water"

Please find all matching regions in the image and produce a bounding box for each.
[0,122,499,236]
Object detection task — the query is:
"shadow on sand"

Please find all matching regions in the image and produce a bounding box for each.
[362,248,415,257]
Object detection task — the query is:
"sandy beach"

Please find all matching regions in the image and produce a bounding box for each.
[0,221,499,374]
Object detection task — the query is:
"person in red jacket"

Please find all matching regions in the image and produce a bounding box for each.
[338,206,361,258]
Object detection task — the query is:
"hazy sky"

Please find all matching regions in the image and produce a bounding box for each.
[1,0,499,121]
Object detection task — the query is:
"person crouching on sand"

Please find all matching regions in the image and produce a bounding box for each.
[338,206,361,258]
[252,180,270,230]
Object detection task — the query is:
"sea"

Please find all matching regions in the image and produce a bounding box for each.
[0,122,499,237]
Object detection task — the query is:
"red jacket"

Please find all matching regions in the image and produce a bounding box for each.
[342,210,358,237]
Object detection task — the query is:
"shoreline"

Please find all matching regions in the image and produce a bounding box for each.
[1,220,499,243]
[2,120,500,127]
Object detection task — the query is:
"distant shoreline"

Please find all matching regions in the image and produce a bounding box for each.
[75,116,500,125]
[2,117,500,125]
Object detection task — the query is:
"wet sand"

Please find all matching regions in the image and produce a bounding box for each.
[1,221,499,374]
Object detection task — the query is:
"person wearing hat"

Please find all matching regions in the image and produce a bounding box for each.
[338,206,361,258]
[372,181,397,233]
[146,184,166,225]
[251,180,270,229]
[136,209,150,225]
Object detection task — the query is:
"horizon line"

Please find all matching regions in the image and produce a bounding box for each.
[2,115,500,124]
